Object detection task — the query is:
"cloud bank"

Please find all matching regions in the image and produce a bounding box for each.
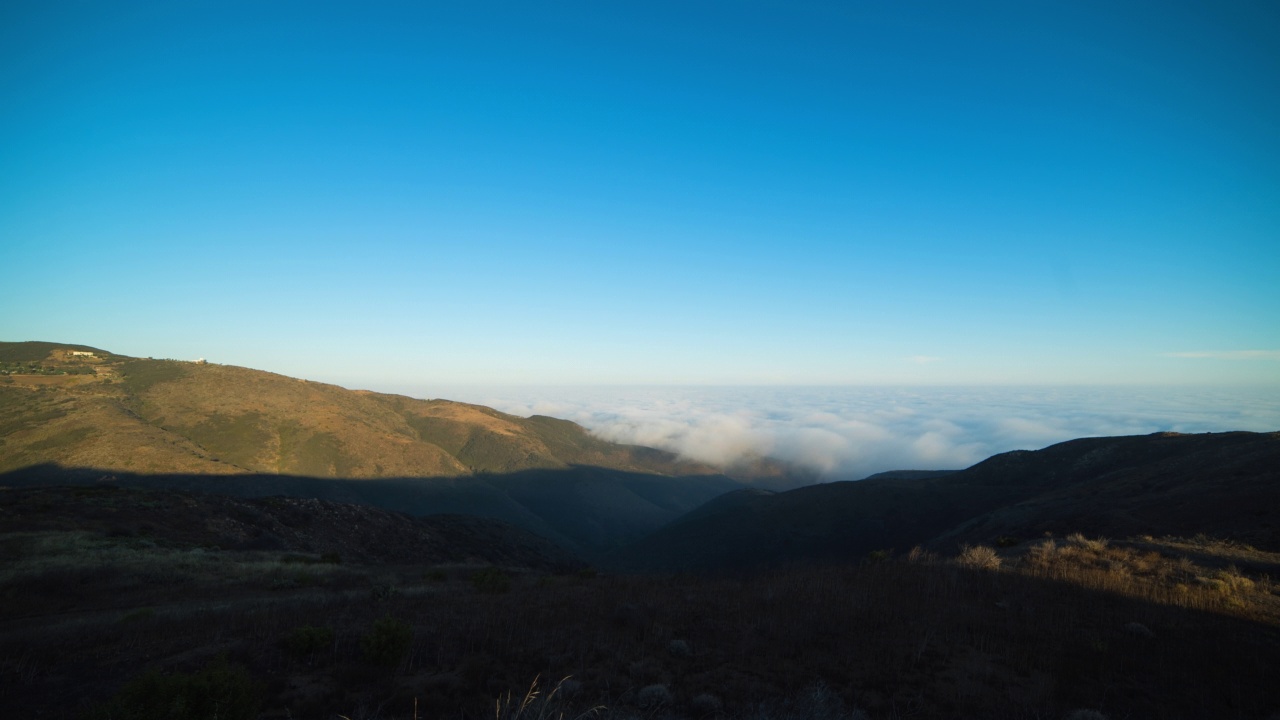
[418,385,1280,482]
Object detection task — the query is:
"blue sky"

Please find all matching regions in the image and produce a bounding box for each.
[2,1,1278,386]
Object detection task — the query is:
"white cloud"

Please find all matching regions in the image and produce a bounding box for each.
[1163,350,1280,360]
[419,385,1280,482]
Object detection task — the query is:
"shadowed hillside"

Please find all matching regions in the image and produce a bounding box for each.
[0,485,582,589]
[0,463,742,560]
[615,431,1280,571]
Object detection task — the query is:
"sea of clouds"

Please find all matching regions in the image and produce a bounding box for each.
[411,385,1280,482]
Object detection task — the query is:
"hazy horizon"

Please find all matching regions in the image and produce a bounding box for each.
[379,382,1280,481]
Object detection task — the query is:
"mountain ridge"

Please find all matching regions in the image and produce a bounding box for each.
[614,430,1280,571]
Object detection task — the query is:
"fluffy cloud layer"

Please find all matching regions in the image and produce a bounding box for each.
[418,385,1280,482]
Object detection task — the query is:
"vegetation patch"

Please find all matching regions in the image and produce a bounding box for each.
[23,426,94,454]
[0,394,69,440]
[92,655,261,720]
[404,414,471,456]
[457,430,551,473]
[360,615,412,668]
[472,566,513,593]
[283,624,334,659]
[120,359,188,394]
[276,422,356,476]
[178,412,270,470]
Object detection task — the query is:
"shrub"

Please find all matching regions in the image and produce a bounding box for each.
[957,544,1002,570]
[1027,538,1058,565]
[691,692,723,715]
[635,683,673,709]
[1214,566,1255,593]
[788,682,867,720]
[119,607,156,623]
[472,566,512,594]
[361,615,412,668]
[94,655,261,720]
[369,582,398,601]
[905,545,936,564]
[1066,533,1109,551]
[284,625,334,658]
[1124,622,1154,639]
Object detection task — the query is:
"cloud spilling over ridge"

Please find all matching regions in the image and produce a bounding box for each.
[420,385,1280,481]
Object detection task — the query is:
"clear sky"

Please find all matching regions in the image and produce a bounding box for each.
[3,1,1278,387]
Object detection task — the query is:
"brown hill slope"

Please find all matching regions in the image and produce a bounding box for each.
[0,342,719,479]
[614,431,1280,571]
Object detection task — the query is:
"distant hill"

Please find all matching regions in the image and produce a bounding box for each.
[613,431,1280,571]
[0,341,766,558]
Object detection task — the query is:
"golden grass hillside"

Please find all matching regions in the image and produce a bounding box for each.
[0,343,723,480]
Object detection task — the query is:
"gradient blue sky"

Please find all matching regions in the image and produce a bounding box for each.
[3,1,1277,386]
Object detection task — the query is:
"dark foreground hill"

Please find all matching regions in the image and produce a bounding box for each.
[615,430,1280,571]
[4,515,1277,720]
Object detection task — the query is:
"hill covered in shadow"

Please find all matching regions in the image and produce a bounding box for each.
[0,462,742,561]
[614,430,1280,571]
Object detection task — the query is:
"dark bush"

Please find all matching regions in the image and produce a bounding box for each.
[94,655,260,720]
[361,615,412,668]
[471,566,511,594]
[284,625,334,658]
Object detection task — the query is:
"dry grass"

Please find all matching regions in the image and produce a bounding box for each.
[3,532,1277,719]
[1017,534,1276,621]
[494,676,603,720]
[956,544,1002,570]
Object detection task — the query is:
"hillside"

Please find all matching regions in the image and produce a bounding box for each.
[0,484,583,581]
[0,341,725,479]
[614,430,1280,571]
[0,341,764,558]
